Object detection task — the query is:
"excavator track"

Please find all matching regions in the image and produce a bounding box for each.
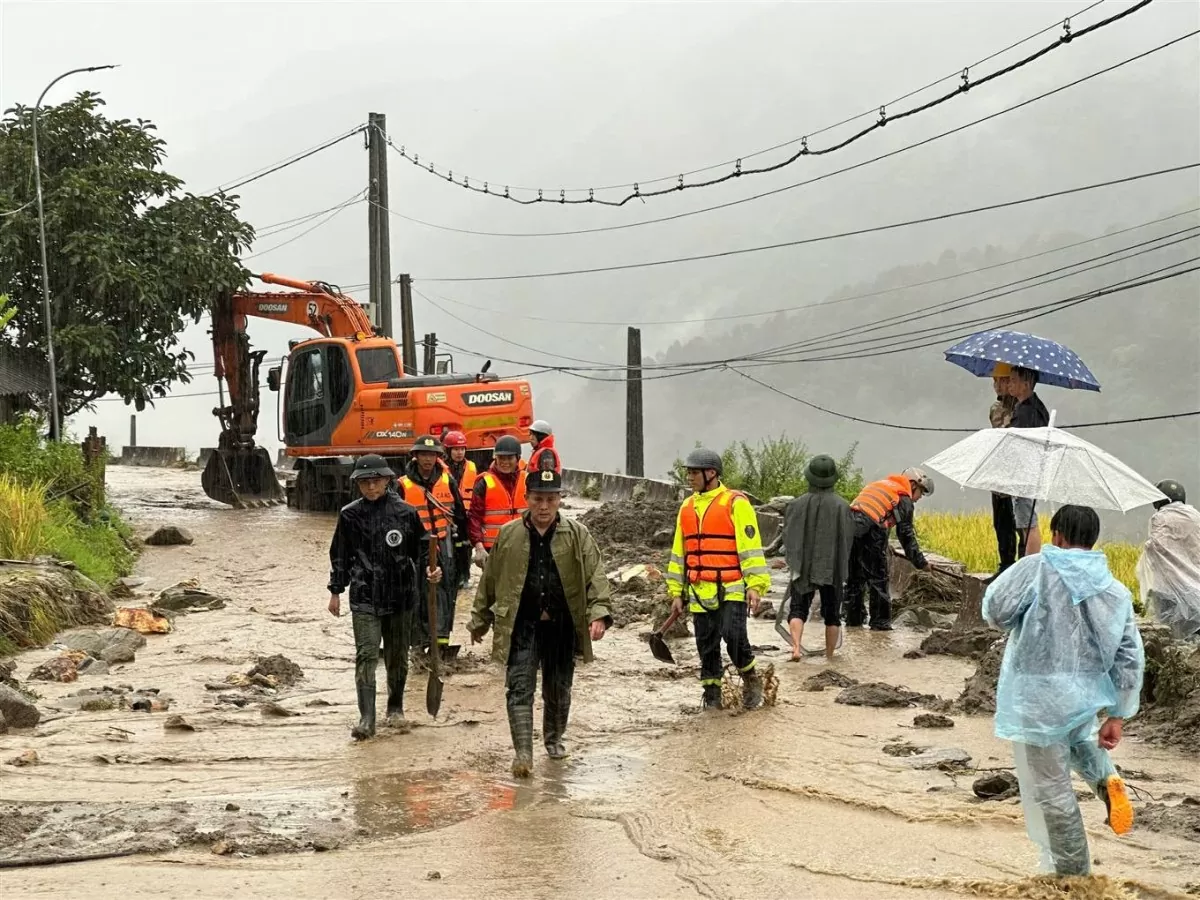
[201,446,285,509]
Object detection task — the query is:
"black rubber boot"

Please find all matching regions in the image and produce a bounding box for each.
[509,705,534,778]
[742,669,764,710]
[385,669,407,729]
[543,700,570,760]
[351,683,376,740]
[702,684,722,710]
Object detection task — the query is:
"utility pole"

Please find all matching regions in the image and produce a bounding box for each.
[626,326,644,477]
[423,333,438,375]
[372,112,394,338]
[129,414,137,448]
[366,114,381,330]
[398,274,417,375]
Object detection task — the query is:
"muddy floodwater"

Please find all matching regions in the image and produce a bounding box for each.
[1,467,1197,898]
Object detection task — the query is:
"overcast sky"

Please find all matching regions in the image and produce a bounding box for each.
[2,1,1197,514]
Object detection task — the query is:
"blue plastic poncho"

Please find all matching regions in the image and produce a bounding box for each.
[982,544,1145,746]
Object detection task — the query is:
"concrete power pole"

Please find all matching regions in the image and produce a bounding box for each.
[398,274,417,375]
[367,112,394,337]
[626,326,644,477]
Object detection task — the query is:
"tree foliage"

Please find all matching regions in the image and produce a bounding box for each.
[671,434,865,503]
[0,92,254,415]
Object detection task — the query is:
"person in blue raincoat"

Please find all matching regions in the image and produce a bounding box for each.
[982,504,1144,877]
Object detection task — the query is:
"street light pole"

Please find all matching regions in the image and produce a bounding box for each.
[32,64,117,440]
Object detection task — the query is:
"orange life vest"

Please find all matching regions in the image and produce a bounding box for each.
[450,459,478,510]
[529,436,561,474]
[480,470,527,549]
[679,488,744,585]
[400,471,456,539]
[851,475,911,529]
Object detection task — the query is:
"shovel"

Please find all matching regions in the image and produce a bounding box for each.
[425,533,444,717]
[648,606,684,664]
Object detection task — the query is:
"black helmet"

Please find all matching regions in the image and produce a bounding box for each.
[526,468,563,494]
[684,447,722,475]
[494,435,521,457]
[1154,479,1186,509]
[412,435,443,455]
[351,453,395,480]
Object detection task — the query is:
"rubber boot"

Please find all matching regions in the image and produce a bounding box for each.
[702,684,722,710]
[742,669,764,710]
[385,668,408,730]
[543,699,571,760]
[351,684,376,740]
[509,704,534,778]
[1101,776,1134,835]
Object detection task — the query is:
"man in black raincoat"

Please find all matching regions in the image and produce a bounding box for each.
[777,455,854,661]
[328,454,439,740]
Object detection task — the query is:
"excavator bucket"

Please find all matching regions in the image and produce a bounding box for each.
[201,446,285,509]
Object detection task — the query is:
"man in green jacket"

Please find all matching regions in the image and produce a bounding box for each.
[469,468,613,778]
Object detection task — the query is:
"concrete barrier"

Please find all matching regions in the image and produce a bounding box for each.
[120,446,187,467]
[561,468,684,504]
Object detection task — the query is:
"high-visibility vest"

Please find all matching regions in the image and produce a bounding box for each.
[450,460,478,510]
[399,472,456,539]
[480,471,527,549]
[851,475,911,529]
[679,488,744,585]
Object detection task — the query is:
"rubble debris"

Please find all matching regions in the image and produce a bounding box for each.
[913,713,955,729]
[580,498,679,560]
[248,654,304,687]
[883,740,922,757]
[0,561,113,652]
[153,583,227,614]
[801,670,858,692]
[892,607,956,631]
[973,771,1020,800]
[836,682,943,709]
[892,746,972,771]
[920,626,1002,660]
[955,639,1006,715]
[1136,797,1200,841]
[610,595,654,628]
[0,658,16,689]
[261,701,300,718]
[128,690,171,713]
[7,749,40,767]
[28,651,89,683]
[164,715,197,732]
[113,607,172,634]
[144,525,194,546]
[1133,626,1200,750]
[903,649,927,660]
[0,710,6,733]
[61,626,146,664]
[650,528,674,549]
[720,661,779,709]
[752,600,776,619]
[893,566,966,614]
[227,671,280,689]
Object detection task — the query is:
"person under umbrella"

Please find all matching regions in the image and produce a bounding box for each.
[1007,366,1051,556]
[988,363,1018,576]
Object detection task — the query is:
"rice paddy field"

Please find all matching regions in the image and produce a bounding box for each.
[916,511,1142,599]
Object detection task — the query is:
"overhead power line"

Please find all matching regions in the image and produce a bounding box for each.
[0,197,37,218]
[384,0,1150,207]
[375,29,1198,239]
[415,208,1200,325]
[241,190,367,261]
[414,162,1200,282]
[255,189,369,238]
[208,125,366,195]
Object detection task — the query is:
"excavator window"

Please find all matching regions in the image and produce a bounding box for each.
[328,344,353,412]
[286,347,327,438]
[357,347,400,384]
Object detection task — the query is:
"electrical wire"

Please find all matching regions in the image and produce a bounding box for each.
[414,162,1200,282]
[0,197,37,217]
[255,190,368,238]
[384,1,1146,206]
[377,29,1199,239]
[207,125,366,195]
[241,190,367,261]
[413,208,1200,325]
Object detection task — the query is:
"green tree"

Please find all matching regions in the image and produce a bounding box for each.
[0,293,15,331]
[0,92,254,414]
[670,435,865,503]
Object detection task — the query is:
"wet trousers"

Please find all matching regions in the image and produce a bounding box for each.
[352,610,410,713]
[844,520,891,628]
[454,540,472,590]
[413,536,458,648]
[505,616,577,755]
[991,492,1018,572]
[1011,722,1116,876]
[693,599,755,686]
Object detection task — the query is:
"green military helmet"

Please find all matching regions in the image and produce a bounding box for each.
[1154,479,1186,510]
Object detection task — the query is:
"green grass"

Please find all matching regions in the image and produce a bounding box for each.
[917,510,1142,605]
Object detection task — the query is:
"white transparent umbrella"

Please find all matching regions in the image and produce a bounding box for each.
[922,412,1169,513]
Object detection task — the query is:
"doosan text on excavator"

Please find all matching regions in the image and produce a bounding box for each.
[202,273,537,511]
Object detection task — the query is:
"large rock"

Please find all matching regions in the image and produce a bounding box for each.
[894,607,956,631]
[144,526,194,547]
[920,626,1002,660]
[153,585,226,613]
[0,683,40,728]
[61,627,146,664]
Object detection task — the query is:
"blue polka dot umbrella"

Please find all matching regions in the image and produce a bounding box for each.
[944,329,1101,391]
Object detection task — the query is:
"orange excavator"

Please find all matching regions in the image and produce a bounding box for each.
[202,273,535,511]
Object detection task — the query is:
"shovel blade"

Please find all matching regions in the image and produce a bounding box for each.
[648,632,675,664]
[425,673,443,717]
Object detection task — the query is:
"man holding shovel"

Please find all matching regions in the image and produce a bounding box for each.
[468,469,613,778]
[779,455,853,662]
[666,448,771,711]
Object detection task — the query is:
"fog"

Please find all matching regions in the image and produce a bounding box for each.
[3,1,1197,537]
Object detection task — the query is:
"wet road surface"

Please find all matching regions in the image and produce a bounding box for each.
[1,466,1196,898]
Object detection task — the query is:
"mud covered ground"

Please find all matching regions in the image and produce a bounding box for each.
[0,467,1197,899]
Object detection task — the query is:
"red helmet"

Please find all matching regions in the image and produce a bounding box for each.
[442,430,467,448]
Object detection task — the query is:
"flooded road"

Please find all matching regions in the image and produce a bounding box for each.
[1,466,1196,898]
